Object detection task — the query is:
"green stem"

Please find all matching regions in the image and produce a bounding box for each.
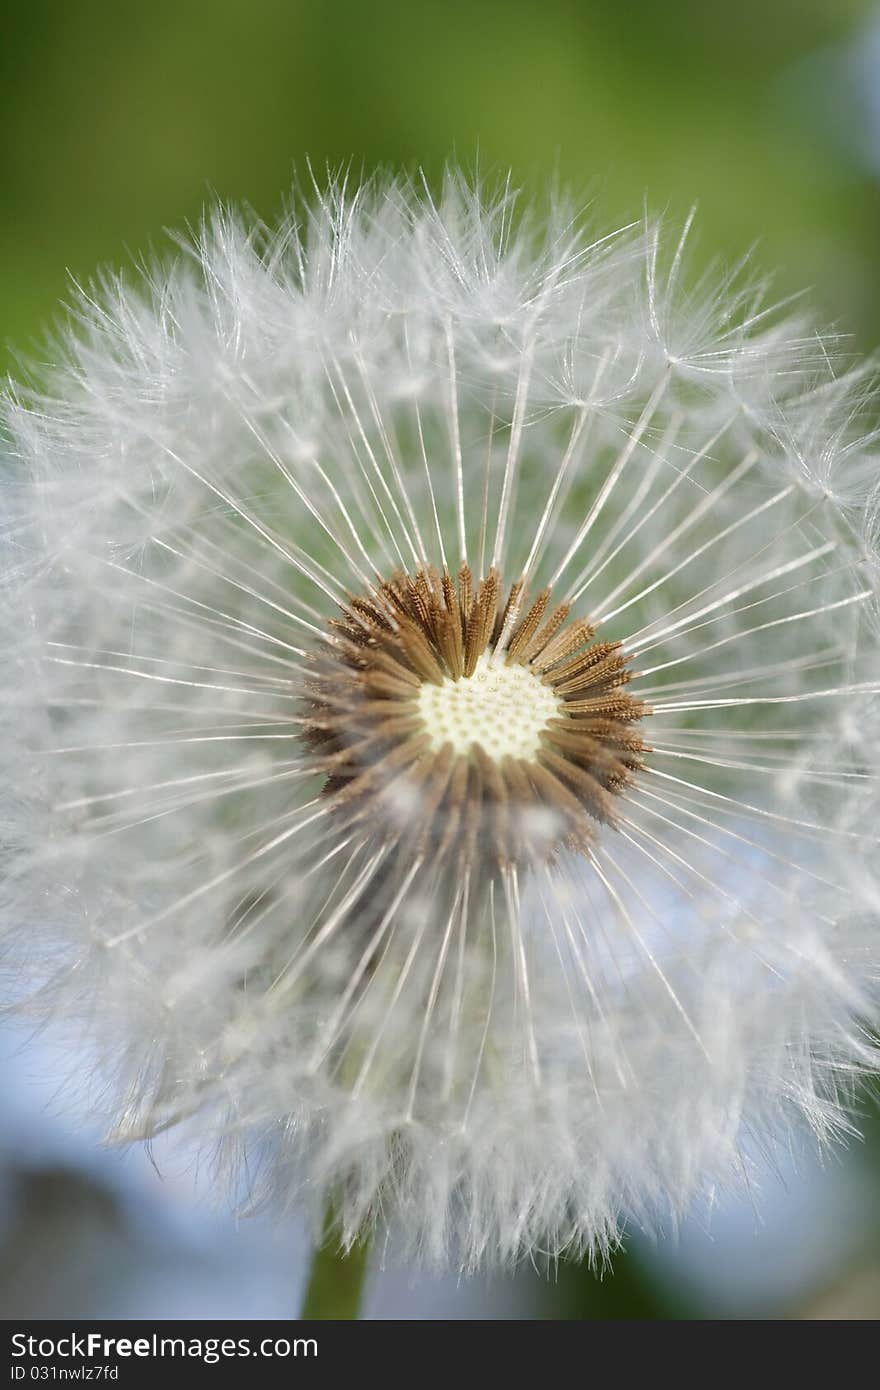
[301,1222,373,1320]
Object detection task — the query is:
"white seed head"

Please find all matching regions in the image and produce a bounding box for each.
[2,171,880,1269]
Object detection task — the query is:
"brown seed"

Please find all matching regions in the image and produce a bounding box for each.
[302,565,648,875]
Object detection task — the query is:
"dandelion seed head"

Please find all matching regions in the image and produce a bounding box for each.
[2,170,880,1268]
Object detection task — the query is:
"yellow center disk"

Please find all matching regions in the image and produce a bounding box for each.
[417,653,562,761]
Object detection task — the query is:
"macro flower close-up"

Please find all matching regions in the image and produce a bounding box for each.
[2,171,880,1308]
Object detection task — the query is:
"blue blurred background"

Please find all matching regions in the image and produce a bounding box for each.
[3,0,880,1319]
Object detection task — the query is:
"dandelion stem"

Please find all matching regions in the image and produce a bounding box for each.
[301,1224,373,1320]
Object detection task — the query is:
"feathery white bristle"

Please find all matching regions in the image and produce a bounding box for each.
[2,170,880,1269]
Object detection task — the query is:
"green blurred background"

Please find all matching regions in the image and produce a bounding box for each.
[4,0,880,370]
[3,0,880,1320]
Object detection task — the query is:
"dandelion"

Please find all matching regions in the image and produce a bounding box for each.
[2,173,880,1303]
